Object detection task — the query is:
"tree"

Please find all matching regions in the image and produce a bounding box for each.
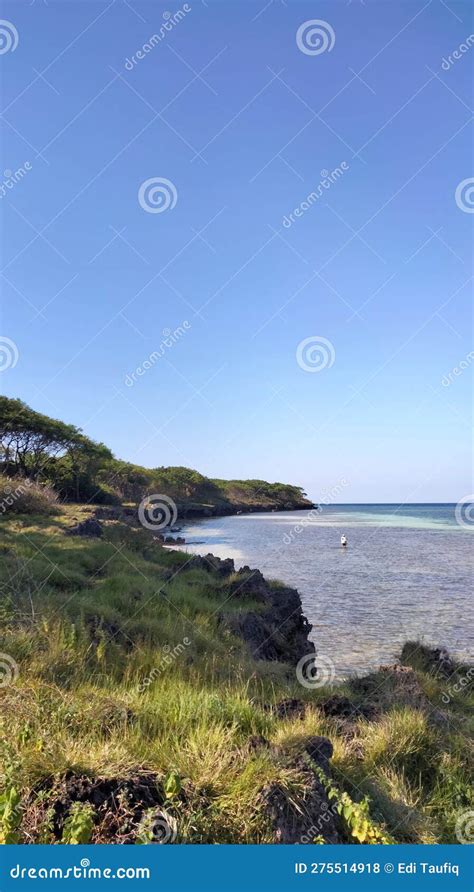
[52,437,114,501]
[0,398,115,502]
[0,397,81,479]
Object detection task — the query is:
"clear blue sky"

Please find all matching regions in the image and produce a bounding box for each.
[1,0,472,502]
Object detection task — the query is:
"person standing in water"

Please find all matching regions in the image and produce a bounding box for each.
[341,535,347,547]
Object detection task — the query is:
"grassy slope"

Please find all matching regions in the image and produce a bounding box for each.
[0,506,472,844]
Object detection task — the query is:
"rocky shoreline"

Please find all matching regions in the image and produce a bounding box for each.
[69,512,316,669]
[92,501,315,549]
[185,553,316,666]
[4,502,471,845]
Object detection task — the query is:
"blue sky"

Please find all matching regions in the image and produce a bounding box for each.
[1,0,472,502]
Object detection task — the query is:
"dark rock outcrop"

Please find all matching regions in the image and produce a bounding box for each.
[261,739,343,844]
[94,506,136,521]
[305,736,334,774]
[317,694,378,722]
[67,518,103,538]
[264,699,307,720]
[351,663,433,715]
[222,570,315,666]
[171,553,315,667]
[400,642,456,678]
[33,771,170,843]
[187,553,236,578]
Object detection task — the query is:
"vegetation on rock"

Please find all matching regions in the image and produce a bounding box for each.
[0,504,472,844]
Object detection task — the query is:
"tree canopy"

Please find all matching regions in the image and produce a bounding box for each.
[0,397,311,510]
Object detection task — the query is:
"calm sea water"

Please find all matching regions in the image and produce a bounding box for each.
[176,505,473,676]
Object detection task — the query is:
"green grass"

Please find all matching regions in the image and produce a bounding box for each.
[0,506,472,844]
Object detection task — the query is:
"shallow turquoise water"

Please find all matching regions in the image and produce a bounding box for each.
[177,505,473,676]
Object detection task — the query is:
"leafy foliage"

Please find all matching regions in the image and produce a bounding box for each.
[314,766,394,844]
[0,397,311,510]
[0,786,22,844]
[61,802,94,844]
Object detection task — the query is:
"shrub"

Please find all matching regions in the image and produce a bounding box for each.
[0,476,58,516]
[61,802,94,844]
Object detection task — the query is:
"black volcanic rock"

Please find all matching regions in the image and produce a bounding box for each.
[400,642,456,678]
[264,699,307,719]
[305,736,334,774]
[261,750,342,844]
[67,518,103,538]
[176,551,315,668]
[188,554,235,578]
[228,567,269,602]
[220,567,315,666]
